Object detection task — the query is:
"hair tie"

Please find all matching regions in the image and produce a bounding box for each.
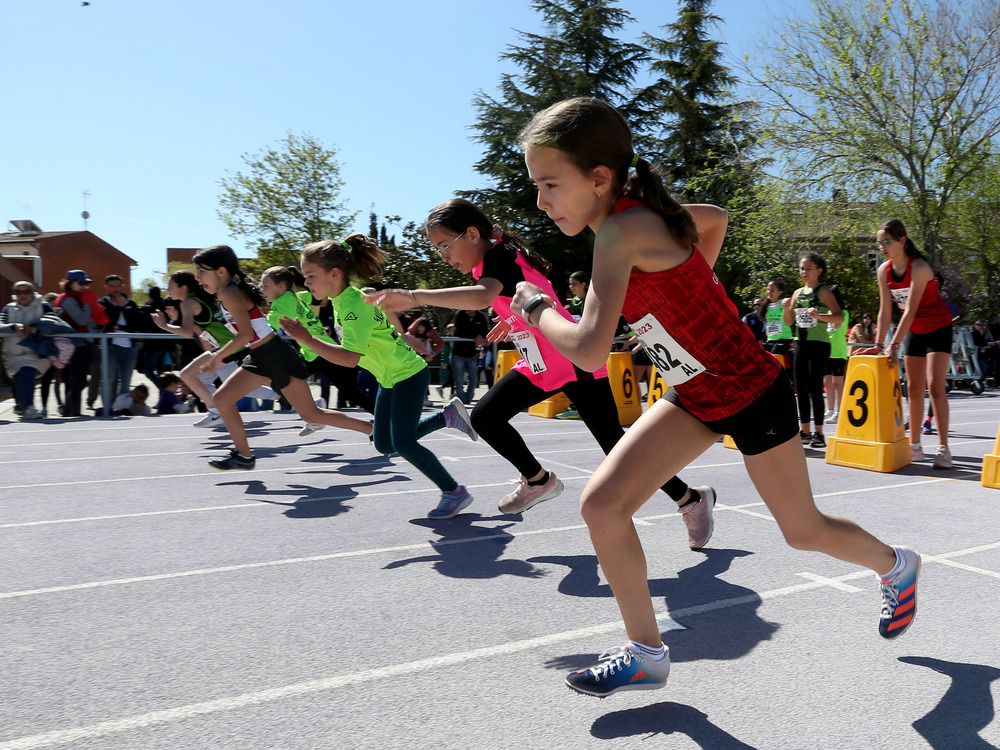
[491,224,504,242]
[630,153,639,168]
[341,240,350,249]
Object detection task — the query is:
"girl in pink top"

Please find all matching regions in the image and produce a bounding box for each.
[374,199,714,540]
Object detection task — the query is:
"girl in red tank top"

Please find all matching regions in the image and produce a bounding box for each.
[875,219,953,467]
[512,97,919,698]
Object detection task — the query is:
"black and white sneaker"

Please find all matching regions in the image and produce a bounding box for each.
[209,449,256,471]
[809,432,826,449]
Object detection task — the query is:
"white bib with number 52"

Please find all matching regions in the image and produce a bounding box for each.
[795,307,817,328]
[630,313,705,387]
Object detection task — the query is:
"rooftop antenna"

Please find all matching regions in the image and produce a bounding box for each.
[82,190,91,230]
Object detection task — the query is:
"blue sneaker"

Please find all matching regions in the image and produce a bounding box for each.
[427,485,473,519]
[879,545,921,639]
[565,643,670,697]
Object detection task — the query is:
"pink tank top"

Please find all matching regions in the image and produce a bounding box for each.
[474,239,608,391]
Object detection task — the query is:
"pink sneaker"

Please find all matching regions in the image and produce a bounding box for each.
[498,471,564,514]
[679,486,716,549]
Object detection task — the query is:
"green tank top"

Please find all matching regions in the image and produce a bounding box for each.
[794,285,831,342]
[764,298,792,341]
[192,298,234,349]
[829,309,849,359]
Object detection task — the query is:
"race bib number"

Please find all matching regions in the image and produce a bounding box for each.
[766,320,783,336]
[890,286,910,312]
[510,328,547,374]
[630,314,705,386]
[199,330,219,349]
[795,308,817,328]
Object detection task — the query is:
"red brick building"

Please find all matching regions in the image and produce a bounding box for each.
[0,220,137,299]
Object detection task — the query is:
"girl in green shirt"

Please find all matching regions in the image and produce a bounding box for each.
[280,234,477,519]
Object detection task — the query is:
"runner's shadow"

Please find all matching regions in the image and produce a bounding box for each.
[534,549,778,668]
[217,474,409,519]
[384,516,546,579]
[591,702,758,748]
[900,656,1000,749]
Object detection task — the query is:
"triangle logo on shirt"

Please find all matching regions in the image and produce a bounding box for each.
[343,312,358,321]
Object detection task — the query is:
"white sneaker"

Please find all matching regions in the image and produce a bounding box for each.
[193,410,222,428]
[314,397,327,410]
[299,423,326,437]
[679,486,716,549]
[498,471,563,514]
[910,443,924,461]
[825,409,836,420]
[932,445,952,470]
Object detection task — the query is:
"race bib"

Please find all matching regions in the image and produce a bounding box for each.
[510,328,547,374]
[890,286,910,311]
[630,314,705,387]
[795,308,817,328]
[199,330,219,349]
[766,320,783,336]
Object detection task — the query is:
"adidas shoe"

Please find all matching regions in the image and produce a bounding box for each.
[498,471,563,514]
[193,410,222,428]
[679,486,716,549]
[565,643,670,697]
[427,485,473,519]
[443,397,478,441]
[878,545,921,639]
[208,449,256,471]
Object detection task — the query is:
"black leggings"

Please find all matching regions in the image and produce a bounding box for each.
[794,339,830,428]
[471,369,689,502]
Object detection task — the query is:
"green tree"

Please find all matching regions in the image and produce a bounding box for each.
[217,132,357,267]
[467,0,649,287]
[748,0,1000,265]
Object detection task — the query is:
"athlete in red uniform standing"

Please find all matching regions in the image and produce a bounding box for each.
[511,97,922,698]
[876,219,954,469]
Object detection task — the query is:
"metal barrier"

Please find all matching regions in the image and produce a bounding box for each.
[0,330,185,417]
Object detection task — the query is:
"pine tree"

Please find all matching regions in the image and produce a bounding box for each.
[467,0,648,284]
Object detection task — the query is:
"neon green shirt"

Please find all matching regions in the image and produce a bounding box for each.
[266,290,333,362]
[829,309,850,360]
[332,285,425,387]
[764,298,791,341]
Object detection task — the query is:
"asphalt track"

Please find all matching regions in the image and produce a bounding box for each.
[2,387,999,750]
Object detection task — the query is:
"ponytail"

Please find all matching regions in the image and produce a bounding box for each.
[263,265,306,292]
[520,97,698,249]
[880,219,927,261]
[301,233,386,284]
[192,244,265,308]
[425,198,551,275]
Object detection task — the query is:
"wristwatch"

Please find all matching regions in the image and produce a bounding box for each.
[522,293,553,325]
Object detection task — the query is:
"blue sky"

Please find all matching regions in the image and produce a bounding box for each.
[0,0,809,287]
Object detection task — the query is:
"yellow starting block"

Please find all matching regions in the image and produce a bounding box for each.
[528,392,572,419]
[494,349,521,383]
[606,352,642,426]
[981,427,1000,488]
[647,366,668,408]
[826,354,910,472]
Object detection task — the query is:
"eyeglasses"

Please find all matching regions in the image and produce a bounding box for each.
[14,289,33,295]
[436,230,466,259]
[874,239,892,247]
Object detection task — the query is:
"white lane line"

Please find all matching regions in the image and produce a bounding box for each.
[795,572,863,592]
[0,553,989,750]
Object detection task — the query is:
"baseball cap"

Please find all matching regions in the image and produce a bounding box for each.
[65,269,93,283]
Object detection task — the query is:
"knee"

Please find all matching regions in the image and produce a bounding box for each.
[779,519,828,552]
[579,486,631,529]
[213,388,239,410]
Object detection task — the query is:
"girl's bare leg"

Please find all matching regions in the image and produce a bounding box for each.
[180,352,218,409]
[213,368,269,457]
[904,355,927,447]
[579,399,719,647]
[743,436,896,575]
[281,378,373,435]
[926,352,950,447]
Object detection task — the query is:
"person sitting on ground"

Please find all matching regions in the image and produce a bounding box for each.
[111,384,151,416]
[157,371,191,414]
